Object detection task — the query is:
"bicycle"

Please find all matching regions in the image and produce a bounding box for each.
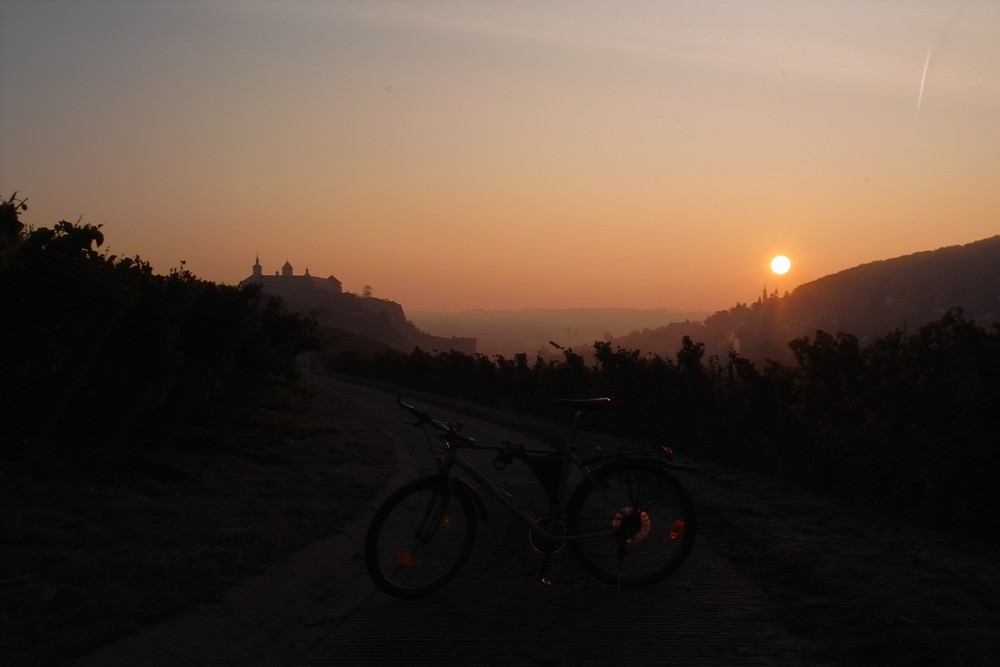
[364,396,697,598]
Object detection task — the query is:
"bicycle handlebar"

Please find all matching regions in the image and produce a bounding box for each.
[554,397,612,411]
[396,394,612,448]
[397,395,477,446]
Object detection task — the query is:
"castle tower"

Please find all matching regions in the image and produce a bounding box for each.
[252,254,263,280]
[282,260,293,277]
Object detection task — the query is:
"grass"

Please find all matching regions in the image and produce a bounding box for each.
[0,382,396,666]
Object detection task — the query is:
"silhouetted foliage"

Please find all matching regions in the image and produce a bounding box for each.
[1,195,318,475]
[324,308,1000,545]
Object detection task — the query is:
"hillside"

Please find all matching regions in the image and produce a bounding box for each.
[610,236,1000,362]
[783,235,1000,339]
[246,274,476,355]
[298,292,477,354]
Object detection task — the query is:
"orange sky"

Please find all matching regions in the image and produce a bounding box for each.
[2,1,998,311]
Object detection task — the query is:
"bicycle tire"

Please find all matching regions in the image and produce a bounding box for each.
[566,458,696,589]
[364,475,478,598]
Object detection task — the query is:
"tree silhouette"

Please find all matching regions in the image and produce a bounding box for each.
[2,195,318,475]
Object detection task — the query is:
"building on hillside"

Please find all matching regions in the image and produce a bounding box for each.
[239,255,343,297]
[239,256,477,355]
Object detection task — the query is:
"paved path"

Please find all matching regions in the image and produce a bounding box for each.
[75,375,814,666]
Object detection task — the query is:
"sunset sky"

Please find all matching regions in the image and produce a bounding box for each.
[2,1,998,312]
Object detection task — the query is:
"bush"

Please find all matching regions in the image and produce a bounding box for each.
[1,194,318,474]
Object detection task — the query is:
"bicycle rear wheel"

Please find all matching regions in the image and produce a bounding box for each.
[364,476,477,598]
[567,458,696,589]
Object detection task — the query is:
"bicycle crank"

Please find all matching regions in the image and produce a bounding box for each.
[528,516,567,554]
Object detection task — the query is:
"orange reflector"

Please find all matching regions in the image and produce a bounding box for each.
[441,516,451,528]
[669,519,685,541]
[396,552,413,566]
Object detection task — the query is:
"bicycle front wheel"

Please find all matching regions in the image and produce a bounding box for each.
[364,476,478,598]
[567,458,696,589]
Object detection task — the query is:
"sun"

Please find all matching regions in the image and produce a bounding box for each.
[770,255,791,275]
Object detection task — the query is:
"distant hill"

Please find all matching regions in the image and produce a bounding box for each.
[409,307,710,358]
[294,292,476,355]
[780,235,1000,339]
[240,260,475,354]
[609,236,1000,363]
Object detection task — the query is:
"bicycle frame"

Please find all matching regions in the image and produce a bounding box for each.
[421,407,641,551]
[370,396,698,593]
[443,440,579,540]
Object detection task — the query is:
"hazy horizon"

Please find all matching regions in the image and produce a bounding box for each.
[3,1,998,312]
[408,305,712,314]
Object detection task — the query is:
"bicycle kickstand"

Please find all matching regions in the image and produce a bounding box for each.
[534,541,559,587]
[535,557,554,587]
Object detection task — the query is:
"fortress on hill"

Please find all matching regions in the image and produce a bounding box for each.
[239,256,476,354]
[239,255,344,298]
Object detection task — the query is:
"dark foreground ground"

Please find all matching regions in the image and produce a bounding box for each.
[62,374,1000,666]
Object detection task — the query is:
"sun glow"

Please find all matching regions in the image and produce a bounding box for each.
[770,255,791,275]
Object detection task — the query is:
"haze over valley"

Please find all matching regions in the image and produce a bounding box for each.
[409,307,710,358]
